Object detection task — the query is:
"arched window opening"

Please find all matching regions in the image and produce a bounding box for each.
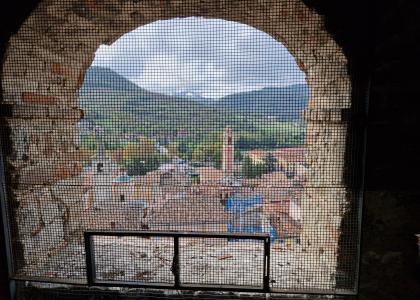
[0,0,360,295]
[78,18,309,288]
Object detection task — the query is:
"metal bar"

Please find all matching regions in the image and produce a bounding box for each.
[84,231,270,292]
[11,275,357,296]
[84,232,96,285]
[93,280,264,292]
[11,275,86,286]
[10,183,356,188]
[0,140,15,286]
[0,104,12,117]
[269,287,357,296]
[354,61,372,297]
[77,231,359,295]
[84,230,268,240]
[173,236,180,288]
[263,236,270,292]
[89,280,174,289]
[176,283,265,292]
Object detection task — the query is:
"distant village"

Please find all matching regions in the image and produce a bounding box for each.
[80,125,308,246]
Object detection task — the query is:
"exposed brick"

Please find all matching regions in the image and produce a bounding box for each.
[54,161,83,182]
[17,160,84,186]
[77,68,87,89]
[43,135,55,157]
[50,63,70,76]
[85,0,102,11]
[63,149,94,162]
[8,104,83,120]
[22,92,57,105]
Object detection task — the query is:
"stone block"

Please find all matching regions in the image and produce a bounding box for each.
[22,92,57,105]
[303,108,351,123]
[2,76,38,103]
[12,104,49,119]
[55,162,84,182]
[46,3,72,20]
[51,180,88,238]
[84,0,101,11]
[16,196,42,238]
[50,63,71,76]
[36,189,65,225]
[21,217,65,265]
[2,55,28,78]
[17,159,84,186]
[10,104,83,120]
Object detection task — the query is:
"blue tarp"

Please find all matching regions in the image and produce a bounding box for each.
[124,199,148,209]
[227,223,277,242]
[226,195,262,214]
[113,175,131,183]
[226,194,276,241]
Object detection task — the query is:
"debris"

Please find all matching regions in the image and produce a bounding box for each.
[272,245,285,251]
[135,270,153,280]
[130,251,147,259]
[103,270,124,279]
[218,254,233,260]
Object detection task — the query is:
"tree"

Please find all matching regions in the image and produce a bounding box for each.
[126,153,168,176]
[213,149,222,169]
[241,154,277,179]
[144,154,160,172]
[254,163,267,178]
[192,146,205,162]
[80,134,97,150]
[137,137,156,157]
[264,153,278,173]
[120,138,156,162]
[191,141,222,167]
[242,156,255,178]
[122,142,141,160]
[126,157,147,176]
[234,149,243,161]
[166,143,179,157]
[178,142,189,156]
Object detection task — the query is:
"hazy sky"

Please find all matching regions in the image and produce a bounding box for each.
[92,17,306,99]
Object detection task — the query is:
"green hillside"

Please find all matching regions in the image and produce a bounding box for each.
[79,66,307,150]
[214,84,309,120]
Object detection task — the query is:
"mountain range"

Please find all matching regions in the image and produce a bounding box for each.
[207,85,309,120]
[79,66,309,135]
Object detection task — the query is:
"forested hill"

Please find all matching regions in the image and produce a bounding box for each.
[80,66,140,93]
[79,66,309,136]
[211,84,310,120]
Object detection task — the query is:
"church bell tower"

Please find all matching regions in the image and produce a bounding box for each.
[222,128,234,176]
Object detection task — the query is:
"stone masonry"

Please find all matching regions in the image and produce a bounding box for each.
[1,0,352,292]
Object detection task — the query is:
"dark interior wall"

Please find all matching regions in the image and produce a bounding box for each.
[360,0,420,298]
[308,1,420,299]
[0,0,419,299]
[0,1,40,299]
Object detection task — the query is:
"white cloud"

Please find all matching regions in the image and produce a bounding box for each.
[201,83,265,99]
[91,17,306,98]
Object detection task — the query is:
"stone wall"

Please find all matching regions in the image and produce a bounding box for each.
[0,0,353,293]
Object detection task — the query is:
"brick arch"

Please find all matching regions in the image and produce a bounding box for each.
[1,0,352,292]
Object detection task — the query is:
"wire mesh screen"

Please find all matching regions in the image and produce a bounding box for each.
[179,237,265,287]
[92,236,175,284]
[0,0,363,295]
